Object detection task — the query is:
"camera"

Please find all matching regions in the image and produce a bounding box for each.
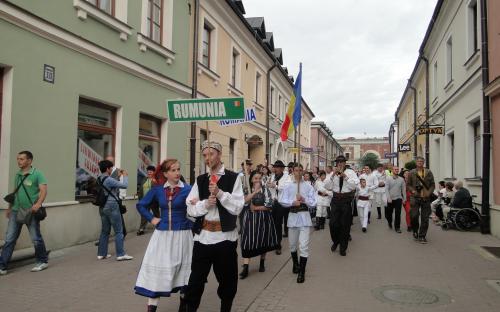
[416,184,423,192]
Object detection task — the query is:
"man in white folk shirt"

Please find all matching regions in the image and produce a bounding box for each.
[373,163,388,220]
[180,141,244,312]
[359,165,379,224]
[327,155,359,256]
[279,163,317,283]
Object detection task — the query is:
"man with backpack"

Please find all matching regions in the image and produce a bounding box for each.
[95,160,133,261]
[1,151,48,275]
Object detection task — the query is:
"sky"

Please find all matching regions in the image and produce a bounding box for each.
[243,0,438,139]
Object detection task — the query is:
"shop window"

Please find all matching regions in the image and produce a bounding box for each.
[138,114,161,188]
[76,99,115,199]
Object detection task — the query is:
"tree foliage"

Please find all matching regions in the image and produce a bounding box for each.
[359,153,380,170]
[405,160,416,170]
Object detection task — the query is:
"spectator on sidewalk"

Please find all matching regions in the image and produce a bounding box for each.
[105,156,128,238]
[385,167,406,233]
[408,157,436,244]
[96,160,133,261]
[450,181,473,208]
[136,165,160,236]
[0,151,48,275]
[135,159,193,312]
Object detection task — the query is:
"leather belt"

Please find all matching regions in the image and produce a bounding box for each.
[358,195,370,201]
[250,206,271,212]
[202,220,222,232]
[333,191,355,198]
[290,204,309,213]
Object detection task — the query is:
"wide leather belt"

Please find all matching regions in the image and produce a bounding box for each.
[202,220,222,232]
[358,195,370,201]
[290,204,309,213]
[333,191,355,198]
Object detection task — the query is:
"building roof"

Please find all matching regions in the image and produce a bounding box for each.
[263,32,274,51]
[272,48,283,65]
[245,17,266,39]
[231,0,246,14]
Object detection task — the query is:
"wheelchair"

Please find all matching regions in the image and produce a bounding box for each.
[440,205,481,231]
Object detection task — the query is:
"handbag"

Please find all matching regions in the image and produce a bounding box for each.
[3,174,30,204]
[100,182,127,214]
[20,182,47,221]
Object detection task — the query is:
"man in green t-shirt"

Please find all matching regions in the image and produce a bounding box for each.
[0,151,48,275]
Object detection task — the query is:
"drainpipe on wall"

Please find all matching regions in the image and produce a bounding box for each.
[396,118,400,167]
[189,0,200,184]
[266,63,278,166]
[421,55,430,169]
[409,81,417,160]
[480,0,491,234]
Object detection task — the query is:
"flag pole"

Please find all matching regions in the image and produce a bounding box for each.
[297,121,301,195]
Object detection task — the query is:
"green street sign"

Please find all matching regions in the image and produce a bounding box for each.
[167,97,245,122]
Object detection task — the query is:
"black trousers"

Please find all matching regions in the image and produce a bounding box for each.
[410,197,432,237]
[183,240,238,311]
[385,199,402,230]
[329,195,353,252]
[272,202,287,249]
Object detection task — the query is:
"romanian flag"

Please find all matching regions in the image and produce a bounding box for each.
[280,64,302,141]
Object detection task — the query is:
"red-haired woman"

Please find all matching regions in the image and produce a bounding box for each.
[134,159,193,312]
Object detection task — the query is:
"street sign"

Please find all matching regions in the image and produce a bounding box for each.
[167,97,245,122]
[219,108,256,127]
[288,147,299,153]
[419,127,444,135]
[302,147,313,153]
[398,144,411,152]
[384,152,398,159]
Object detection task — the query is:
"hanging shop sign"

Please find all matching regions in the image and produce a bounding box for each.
[167,97,245,122]
[418,127,444,135]
[384,152,398,159]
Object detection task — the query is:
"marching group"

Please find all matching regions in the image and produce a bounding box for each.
[0,145,474,312]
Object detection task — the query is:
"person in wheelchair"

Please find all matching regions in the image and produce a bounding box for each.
[442,181,472,220]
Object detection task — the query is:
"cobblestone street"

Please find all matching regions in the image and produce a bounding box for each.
[1,216,500,312]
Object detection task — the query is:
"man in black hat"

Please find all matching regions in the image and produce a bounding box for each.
[268,160,290,255]
[327,155,359,256]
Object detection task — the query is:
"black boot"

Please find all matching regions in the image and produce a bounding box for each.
[368,212,371,224]
[321,217,326,229]
[221,299,233,312]
[314,218,320,230]
[377,207,381,219]
[297,257,307,283]
[178,297,187,312]
[239,264,249,279]
[147,305,157,312]
[259,259,265,272]
[291,252,300,274]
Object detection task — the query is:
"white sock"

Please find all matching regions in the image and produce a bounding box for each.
[148,298,159,306]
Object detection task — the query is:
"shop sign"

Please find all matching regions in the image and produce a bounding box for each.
[78,139,102,178]
[167,97,245,122]
[219,108,257,127]
[302,147,313,153]
[398,144,411,152]
[384,152,398,158]
[138,148,153,176]
[418,127,444,135]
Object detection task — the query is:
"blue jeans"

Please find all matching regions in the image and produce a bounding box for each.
[0,211,48,269]
[97,204,125,257]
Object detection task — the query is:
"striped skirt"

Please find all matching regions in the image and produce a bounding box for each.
[240,207,279,258]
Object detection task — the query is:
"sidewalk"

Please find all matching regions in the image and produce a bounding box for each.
[1,216,500,312]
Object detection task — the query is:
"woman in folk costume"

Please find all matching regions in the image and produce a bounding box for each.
[314,170,332,230]
[239,171,279,279]
[135,159,193,312]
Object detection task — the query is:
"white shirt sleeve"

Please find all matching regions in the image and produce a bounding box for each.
[186,180,209,217]
[279,183,295,207]
[215,174,245,216]
[304,183,317,207]
[345,169,359,189]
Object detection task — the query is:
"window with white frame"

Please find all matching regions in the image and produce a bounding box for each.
[86,0,114,15]
[270,86,276,115]
[448,132,455,177]
[278,94,283,120]
[446,37,453,83]
[146,0,162,44]
[255,72,262,104]
[202,22,212,68]
[231,48,240,88]
[433,61,438,98]
[467,0,478,57]
[473,120,481,177]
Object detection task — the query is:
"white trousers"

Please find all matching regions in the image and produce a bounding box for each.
[357,200,371,228]
[288,226,311,258]
[316,205,329,218]
[431,198,441,212]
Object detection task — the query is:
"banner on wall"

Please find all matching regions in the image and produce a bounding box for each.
[219,108,257,127]
[138,148,154,176]
[78,139,102,178]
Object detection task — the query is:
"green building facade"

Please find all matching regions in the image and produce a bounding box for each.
[0,0,193,250]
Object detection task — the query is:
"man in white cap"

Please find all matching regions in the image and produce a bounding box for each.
[180,141,245,312]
